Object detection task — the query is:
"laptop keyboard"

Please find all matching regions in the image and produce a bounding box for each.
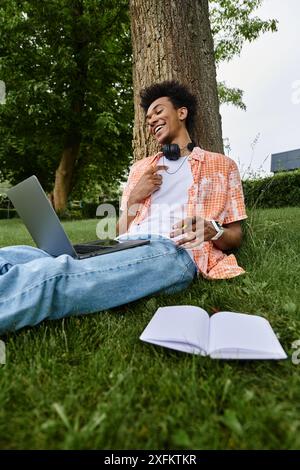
[73,244,107,254]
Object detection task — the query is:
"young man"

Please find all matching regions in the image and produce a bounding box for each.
[0,81,247,334]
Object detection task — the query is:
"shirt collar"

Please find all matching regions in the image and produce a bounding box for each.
[189,146,205,162]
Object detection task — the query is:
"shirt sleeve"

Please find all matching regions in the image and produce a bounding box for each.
[223,160,247,224]
[120,161,139,212]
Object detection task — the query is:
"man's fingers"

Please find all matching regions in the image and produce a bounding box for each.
[152,175,162,182]
[179,239,203,249]
[170,227,187,238]
[170,217,196,237]
[172,217,190,230]
[174,227,204,247]
[174,231,197,246]
[172,216,198,230]
[153,165,168,173]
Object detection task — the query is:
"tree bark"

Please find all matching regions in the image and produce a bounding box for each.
[129,0,223,160]
[52,1,87,213]
[52,132,81,213]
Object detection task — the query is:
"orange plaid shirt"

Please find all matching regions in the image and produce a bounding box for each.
[120,147,247,280]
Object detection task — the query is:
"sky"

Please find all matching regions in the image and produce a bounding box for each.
[217,0,300,179]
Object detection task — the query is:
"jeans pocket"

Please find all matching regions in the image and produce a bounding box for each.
[0,263,13,275]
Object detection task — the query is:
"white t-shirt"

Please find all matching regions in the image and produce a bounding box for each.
[125,155,195,261]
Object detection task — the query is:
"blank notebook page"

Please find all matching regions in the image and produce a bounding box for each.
[208,311,286,358]
[140,305,209,353]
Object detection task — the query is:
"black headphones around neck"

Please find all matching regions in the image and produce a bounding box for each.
[161,141,196,160]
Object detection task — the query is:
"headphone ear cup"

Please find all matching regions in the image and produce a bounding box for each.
[162,144,180,160]
[161,144,170,157]
[187,141,196,151]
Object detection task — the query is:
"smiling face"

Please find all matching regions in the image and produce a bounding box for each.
[146,96,188,145]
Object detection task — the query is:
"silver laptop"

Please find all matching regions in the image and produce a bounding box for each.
[6,175,149,259]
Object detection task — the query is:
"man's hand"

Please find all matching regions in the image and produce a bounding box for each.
[170,217,242,250]
[117,164,168,236]
[170,216,214,248]
[128,165,168,207]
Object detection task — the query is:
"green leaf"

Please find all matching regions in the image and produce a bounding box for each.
[220,409,244,436]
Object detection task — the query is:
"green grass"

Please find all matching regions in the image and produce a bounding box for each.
[0,208,300,450]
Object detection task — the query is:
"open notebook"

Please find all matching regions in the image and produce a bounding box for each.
[140,306,287,360]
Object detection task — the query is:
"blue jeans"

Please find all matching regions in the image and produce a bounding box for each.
[0,235,196,334]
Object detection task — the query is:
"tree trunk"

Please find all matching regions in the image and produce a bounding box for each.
[52,1,87,213]
[52,133,81,213]
[129,0,223,160]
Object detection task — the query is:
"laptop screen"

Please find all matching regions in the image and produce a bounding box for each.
[7,176,76,257]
